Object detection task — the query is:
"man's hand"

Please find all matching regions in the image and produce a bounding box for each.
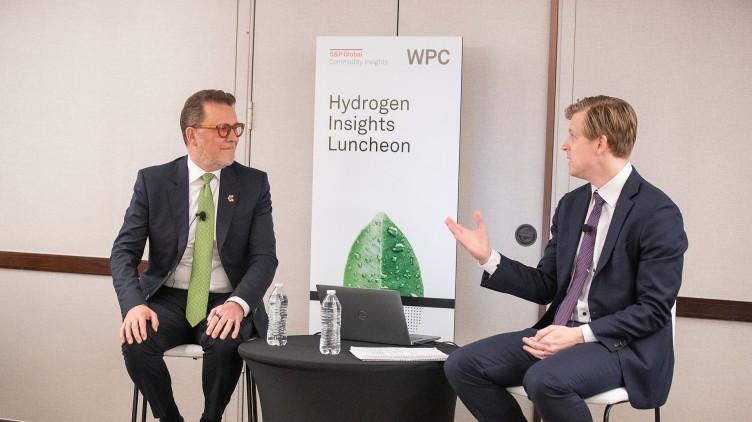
[522,325,584,359]
[120,304,159,344]
[206,301,244,340]
[445,211,492,264]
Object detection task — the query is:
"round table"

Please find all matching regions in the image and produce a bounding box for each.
[238,335,457,422]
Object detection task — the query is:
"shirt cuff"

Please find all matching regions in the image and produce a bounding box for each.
[227,296,250,317]
[479,249,501,274]
[580,324,597,343]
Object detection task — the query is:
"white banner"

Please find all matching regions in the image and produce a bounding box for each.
[309,36,462,341]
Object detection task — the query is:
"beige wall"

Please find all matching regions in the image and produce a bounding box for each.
[0,0,250,256]
[1,1,751,421]
[555,0,752,302]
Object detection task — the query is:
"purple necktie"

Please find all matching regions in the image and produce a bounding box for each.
[553,191,605,326]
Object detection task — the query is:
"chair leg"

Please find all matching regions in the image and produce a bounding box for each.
[132,385,139,422]
[655,407,661,422]
[141,394,147,422]
[244,364,251,422]
[132,384,147,422]
[603,404,614,422]
[251,373,258,422]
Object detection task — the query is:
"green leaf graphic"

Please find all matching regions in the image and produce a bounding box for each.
[343,212,424,297]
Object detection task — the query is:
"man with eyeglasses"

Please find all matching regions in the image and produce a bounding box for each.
[111,89,277,422]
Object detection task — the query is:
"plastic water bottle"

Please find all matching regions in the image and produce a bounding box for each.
[266,283,288,346]
[319,289,342,355]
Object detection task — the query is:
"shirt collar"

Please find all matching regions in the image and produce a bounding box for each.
[186,155,222,183]
[591,162,632,208]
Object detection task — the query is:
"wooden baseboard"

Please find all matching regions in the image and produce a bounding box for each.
[0,250,146,276]
[676,296,752,323]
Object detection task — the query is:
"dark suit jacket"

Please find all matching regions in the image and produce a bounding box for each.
[111,156,278,337]
[481,169,687,409]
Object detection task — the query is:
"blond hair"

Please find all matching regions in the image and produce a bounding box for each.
[565,96,637,158]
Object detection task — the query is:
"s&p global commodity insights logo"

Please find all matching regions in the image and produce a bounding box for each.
[328,48,390,67]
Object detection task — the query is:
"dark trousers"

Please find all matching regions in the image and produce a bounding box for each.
[444,328,623,422]
[122,287,254,422]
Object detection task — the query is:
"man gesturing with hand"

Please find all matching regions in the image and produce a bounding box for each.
[443,96,687,422]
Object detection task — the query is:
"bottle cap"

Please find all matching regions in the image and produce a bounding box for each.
[327,289,336,294]
[275,283,283,287]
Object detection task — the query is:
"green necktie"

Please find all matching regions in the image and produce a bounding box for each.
[186,173,216,327]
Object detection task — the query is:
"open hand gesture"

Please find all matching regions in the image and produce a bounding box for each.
[445,211,492,264]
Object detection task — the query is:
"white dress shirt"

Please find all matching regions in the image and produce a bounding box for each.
[165,156,250,316]
[481,162,633,342]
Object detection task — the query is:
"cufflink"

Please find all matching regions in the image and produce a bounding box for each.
[227,194,235,203]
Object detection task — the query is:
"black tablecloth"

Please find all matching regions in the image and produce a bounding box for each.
[239,335,458,422]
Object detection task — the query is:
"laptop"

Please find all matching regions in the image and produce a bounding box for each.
[316,284,441,346]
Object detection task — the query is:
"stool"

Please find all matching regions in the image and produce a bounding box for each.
[506,385,658,422]
[131,344,258,422]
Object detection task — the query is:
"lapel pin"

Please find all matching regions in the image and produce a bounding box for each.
[227,194,235,203]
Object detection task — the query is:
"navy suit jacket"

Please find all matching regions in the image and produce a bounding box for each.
[481,169,687,409]
[111,156,278,337]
